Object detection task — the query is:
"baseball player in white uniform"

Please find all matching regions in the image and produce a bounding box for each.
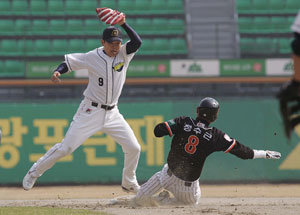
[134,97,281,206]
[23,16,142,193]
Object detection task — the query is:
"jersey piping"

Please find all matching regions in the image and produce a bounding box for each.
[111,56,116,104]
[164,122,173,137]
[224,139,237,153]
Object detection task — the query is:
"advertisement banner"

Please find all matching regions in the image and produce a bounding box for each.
[25,60,170,78]
[0,102,172,184]
[26,61,74,78]
[220,59,265,76]
[127,60,170,77]
[1,100,300,184]
[266,58,294,76]
[170,60,219,77]
[24,58,295,78]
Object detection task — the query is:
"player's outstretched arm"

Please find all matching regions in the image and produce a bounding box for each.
[119,20,142,54]
[227,140,281,160]
[253,150,281,159]
[50,62,69,84]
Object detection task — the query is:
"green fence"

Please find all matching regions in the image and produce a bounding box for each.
[0,99,300,184]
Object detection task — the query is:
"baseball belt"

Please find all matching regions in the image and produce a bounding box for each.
[91,102,115,110]
[167,168,192,187]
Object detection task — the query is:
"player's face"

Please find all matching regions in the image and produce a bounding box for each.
[102,40,122,57]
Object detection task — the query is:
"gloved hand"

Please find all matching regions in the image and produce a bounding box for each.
[253,150,281,159]
[96,7,125,25]
[266,150,281,159]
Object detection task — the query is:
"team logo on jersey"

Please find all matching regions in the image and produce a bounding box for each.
[86,108,92,114]
[196,122,205,128]
[193,127,201,134]
[113,62,124,72]
[183,124,192,132]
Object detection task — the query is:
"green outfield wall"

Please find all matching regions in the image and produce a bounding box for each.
[0,99,300,184]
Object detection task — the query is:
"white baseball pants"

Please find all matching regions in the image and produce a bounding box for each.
[28,97,141,187]
[136,164,201,205]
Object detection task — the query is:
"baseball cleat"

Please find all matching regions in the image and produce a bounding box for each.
[22,172,38,191]
[121,184,140,194]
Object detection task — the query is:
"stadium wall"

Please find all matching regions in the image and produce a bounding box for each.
[0,98,299,185]
[0,58,294,78]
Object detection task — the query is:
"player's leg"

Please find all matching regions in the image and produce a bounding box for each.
[102,108,141,192]
[293,54,300,81]
[134,171,164,206]
[277,33,300,139]
[23,100,105,190]
[161,165,201,205]
[292,33,300,81]
[168,180,201,205]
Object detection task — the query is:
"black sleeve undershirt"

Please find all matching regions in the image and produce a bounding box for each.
[121,23,142,54]
[55,62,68,74]
[229,141,254,160]
[154,123,169,137]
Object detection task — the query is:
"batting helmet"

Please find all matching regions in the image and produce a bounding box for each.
[197,97,219,123]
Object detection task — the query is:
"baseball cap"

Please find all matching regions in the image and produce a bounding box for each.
[102,26,122,43]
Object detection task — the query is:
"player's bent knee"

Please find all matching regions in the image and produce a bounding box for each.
[56,145,73,158]
[127,142,141,154]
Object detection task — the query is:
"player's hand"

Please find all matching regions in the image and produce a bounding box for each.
[51,71,61,84]
[266,150,281,159]
[116,15,126,25]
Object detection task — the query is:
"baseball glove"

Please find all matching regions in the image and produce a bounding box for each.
[277,80,300,139]
[96,7,125,25]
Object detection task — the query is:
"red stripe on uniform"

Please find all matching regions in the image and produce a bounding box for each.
[225,139,236,153]
[164,122,173,137]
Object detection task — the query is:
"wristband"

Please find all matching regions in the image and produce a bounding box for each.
[55,62,68,74]
[253,150,266,159]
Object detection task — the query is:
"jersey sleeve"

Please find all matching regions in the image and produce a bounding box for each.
[154,116,185,137]
[64,53,87,72]
[291,10,300,33]
[214,128,254,159]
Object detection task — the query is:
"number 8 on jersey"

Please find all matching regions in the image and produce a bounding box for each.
[184,135,199,154]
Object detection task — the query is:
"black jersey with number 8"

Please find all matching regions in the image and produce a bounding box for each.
[154,116,254,181]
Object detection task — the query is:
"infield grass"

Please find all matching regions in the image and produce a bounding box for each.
[0,207,109,215]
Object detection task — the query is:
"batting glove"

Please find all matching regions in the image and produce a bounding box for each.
[266,150,281,159]
[253,150,281,159]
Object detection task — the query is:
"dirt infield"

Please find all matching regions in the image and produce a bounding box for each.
[1,184,300,215]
